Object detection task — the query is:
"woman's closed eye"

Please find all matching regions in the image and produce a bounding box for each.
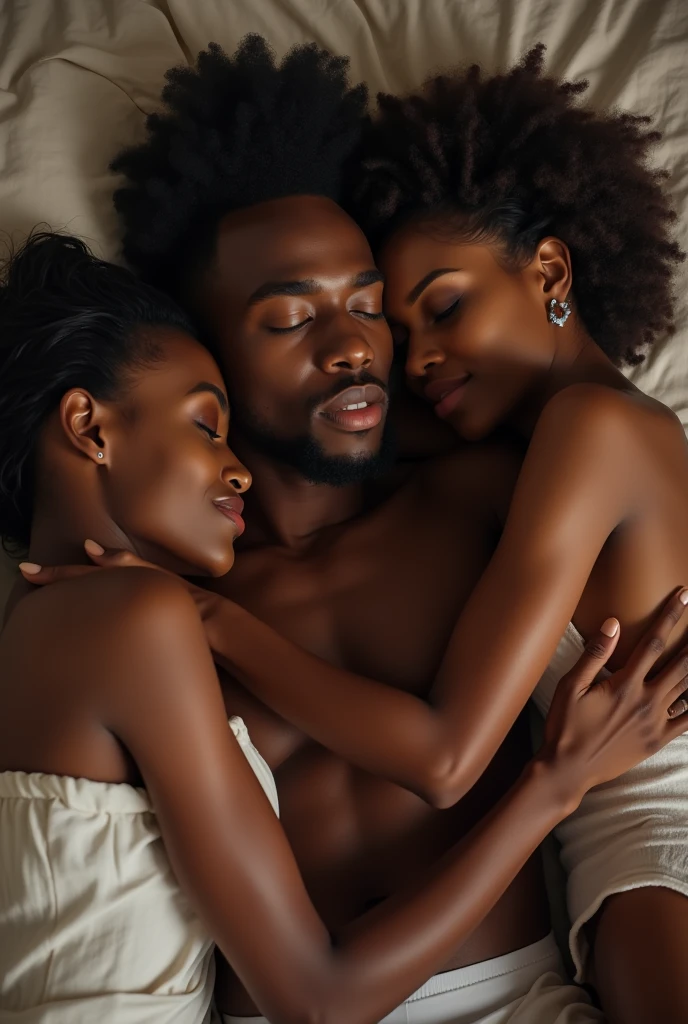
[433,297,462,323]
[196,420,222,441]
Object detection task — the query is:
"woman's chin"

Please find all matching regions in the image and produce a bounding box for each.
[201,545,236,578]
[447,408,491,442]
[146,542,235,579]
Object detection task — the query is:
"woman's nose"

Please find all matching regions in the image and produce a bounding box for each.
[222,454,252,493]
[405,336,446,378]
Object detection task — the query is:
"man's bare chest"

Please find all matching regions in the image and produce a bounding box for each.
[222,501,495,695]
[214,493,534,947]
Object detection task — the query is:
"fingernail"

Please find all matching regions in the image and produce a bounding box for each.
[19,562,41,575]
[601,617,619,637]
[679,589,688,606]
[84,539,105,556]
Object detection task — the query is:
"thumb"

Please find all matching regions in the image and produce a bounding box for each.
[567,617,620,696]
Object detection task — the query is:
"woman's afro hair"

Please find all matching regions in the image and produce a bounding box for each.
[111,34,368,295]
[348,44,685,365]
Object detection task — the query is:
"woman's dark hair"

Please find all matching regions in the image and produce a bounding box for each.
[0,231,197,550]
[348,44,685,365]
[111,34,368,296]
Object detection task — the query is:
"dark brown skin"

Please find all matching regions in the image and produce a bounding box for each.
[6,317,685,1024]
[180,196,545,1011]
[185,197,688,1016]
[379,224,688,1023]
[0,324,572,1023]
[13,200,688,1020]
[200,220,688,1018]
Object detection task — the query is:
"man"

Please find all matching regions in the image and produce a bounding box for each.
[109,37,585,1021]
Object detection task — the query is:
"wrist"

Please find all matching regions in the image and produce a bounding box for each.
[523,754,584,821]
[199,591,244,657]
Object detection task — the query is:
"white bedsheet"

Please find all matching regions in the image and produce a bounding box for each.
[1,0,687,598]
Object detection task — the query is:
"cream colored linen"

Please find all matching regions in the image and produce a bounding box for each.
[533,623,688,981]
[223,933,603,1023]
[0,716,278,1022]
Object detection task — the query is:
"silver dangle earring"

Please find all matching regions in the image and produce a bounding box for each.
[548,297,571,327]
[97,452,104,459]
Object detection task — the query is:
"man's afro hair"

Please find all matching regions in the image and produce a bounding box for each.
[112,34,368,294]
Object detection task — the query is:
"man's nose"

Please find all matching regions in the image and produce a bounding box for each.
[314,315,376,374]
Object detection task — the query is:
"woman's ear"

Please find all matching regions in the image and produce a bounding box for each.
[534,236,573,302]
[59,389,113,466]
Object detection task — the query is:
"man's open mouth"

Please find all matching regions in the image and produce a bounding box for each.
[318,384,387,432]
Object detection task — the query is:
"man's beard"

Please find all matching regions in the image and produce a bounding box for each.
[229,374,397,487]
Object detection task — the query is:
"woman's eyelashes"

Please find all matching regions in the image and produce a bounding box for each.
[433,296,462,323]
[195,420,222,441]
[384,297,460,348]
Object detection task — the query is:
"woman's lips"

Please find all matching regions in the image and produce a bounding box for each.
[318,384,387,432]
[213,496,246,537]
[423,375,472,419]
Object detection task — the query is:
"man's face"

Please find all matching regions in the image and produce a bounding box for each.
[193,196,394,485]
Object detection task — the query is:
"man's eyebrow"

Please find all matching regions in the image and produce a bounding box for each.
[186,382,228,413]
[247,279,323,306]
[351,269,384,288]
[247,270,384,307]
[407,268,460,305]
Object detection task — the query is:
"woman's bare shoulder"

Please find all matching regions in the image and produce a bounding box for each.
[543,381,681,434]
[4,567,197,669]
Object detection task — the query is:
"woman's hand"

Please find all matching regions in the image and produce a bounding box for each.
[540,590,688,805]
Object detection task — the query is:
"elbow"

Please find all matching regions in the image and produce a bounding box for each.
[266,984,342,1024]
[272,1004,337,1024]
[268,1005,324,1024]
[418,752,475,810]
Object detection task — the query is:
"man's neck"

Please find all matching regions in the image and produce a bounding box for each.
[233,441,368,550]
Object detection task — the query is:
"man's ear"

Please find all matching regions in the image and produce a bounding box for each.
[59,388,113,466]
[532,236,573,304]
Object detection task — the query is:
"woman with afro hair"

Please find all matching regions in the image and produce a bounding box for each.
[346,44,688,1022]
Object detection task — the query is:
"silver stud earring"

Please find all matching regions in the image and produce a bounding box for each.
[97,452,104,459]
[548,297,571,327]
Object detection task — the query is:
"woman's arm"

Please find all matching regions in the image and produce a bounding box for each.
[21,386,671,805]
[201,386,649,803]
[99,567,688,1024]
